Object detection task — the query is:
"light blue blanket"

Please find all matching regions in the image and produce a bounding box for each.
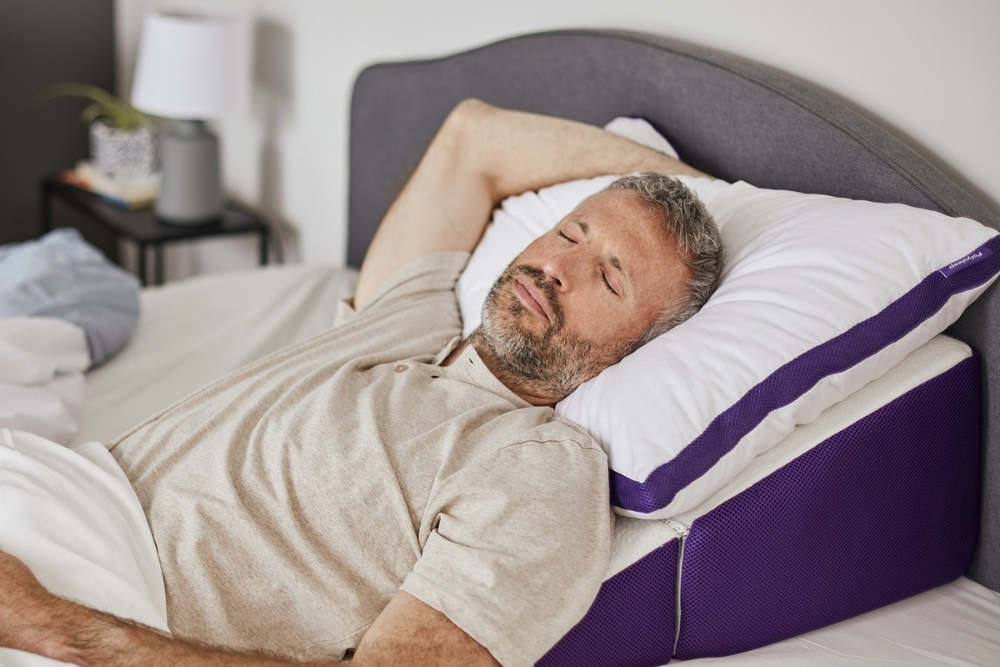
[0,229,140,367]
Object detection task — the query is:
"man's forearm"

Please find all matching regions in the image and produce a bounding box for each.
[3,595,329,667]
[0,549,326,667]
[468,100,712,202]
[6,592,495,667]
[1,551,494,667]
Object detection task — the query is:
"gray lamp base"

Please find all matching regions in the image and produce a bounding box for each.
[155,120,224,226]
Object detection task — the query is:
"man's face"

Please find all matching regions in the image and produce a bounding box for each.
[476,189,691,401]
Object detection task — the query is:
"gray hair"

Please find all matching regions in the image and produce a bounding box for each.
[604,172,724,349]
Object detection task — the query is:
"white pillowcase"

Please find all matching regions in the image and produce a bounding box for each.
[456,120,1000,519]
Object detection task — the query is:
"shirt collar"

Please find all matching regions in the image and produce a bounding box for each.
[439,338,532,409]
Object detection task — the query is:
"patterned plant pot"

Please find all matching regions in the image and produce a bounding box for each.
[89,121,160,182]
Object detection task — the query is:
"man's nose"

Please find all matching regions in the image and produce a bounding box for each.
[542,248,579,291]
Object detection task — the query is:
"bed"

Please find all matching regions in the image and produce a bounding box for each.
[4,28,1000,667]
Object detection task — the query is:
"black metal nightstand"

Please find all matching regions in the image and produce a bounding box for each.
[41,178,272,286]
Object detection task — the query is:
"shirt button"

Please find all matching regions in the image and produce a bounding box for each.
[394,364,407,373]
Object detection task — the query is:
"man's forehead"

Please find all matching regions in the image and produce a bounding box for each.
[568,189,660,224]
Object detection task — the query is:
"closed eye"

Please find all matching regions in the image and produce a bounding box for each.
[558,230,576,243]
[602,272,618,295]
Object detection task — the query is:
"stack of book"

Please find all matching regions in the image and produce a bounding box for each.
[62,161,161,209]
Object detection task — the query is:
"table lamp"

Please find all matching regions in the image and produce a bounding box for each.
[131,11,240,225]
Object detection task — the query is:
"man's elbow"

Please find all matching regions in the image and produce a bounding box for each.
[436,98,504,203]
[445,98,493,130]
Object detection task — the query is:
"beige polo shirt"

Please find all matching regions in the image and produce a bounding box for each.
[111,252,612,667]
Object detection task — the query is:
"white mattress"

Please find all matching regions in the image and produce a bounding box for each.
[56,267,1000,665]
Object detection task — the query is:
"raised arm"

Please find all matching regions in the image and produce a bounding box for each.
[353,99,711,308]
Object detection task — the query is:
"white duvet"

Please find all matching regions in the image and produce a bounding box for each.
[0,429,167,667]
[0,318,89,445]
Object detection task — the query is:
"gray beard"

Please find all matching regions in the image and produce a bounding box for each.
[473,264,606,401]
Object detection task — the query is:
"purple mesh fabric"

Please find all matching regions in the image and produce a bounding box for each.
[674,353,981,659]
[611,236,999,515]
[536,539,678,667]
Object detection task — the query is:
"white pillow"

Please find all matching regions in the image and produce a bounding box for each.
[457,121,1000,519]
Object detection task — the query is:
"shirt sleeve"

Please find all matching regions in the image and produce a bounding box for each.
[332,251,471,359]
[335,251,470,327]
[400,429,613,667]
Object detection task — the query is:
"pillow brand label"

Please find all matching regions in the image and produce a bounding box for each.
[939,246,993,278]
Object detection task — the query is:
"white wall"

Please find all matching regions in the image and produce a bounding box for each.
[115,0,1000,280]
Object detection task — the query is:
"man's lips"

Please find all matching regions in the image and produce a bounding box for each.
[513,275,552,322]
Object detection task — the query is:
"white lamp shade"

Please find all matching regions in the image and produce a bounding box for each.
[131,12,241,120]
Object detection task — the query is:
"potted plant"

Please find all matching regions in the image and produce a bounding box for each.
[41,83,159,183]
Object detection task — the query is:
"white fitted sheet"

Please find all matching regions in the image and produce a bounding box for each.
[74,265,357,446]
[672,576,1000,666]
[52,268,1000,665]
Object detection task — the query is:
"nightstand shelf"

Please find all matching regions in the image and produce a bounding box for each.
[40,178,272,286]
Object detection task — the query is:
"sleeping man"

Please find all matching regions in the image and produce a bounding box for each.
[0,99,721,667]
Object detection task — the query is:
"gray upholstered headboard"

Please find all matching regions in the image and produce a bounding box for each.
[347,29,1000,592]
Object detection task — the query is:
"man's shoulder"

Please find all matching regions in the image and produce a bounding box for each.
[348,252,471,319]
[335,251,470,335]
[502,411,606,457]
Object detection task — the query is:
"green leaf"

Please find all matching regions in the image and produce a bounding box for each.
[80,102,106,124]
[38,82,149,129]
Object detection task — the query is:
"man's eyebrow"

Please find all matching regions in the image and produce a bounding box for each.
[610,255,630,287]
[574,219,630,290]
